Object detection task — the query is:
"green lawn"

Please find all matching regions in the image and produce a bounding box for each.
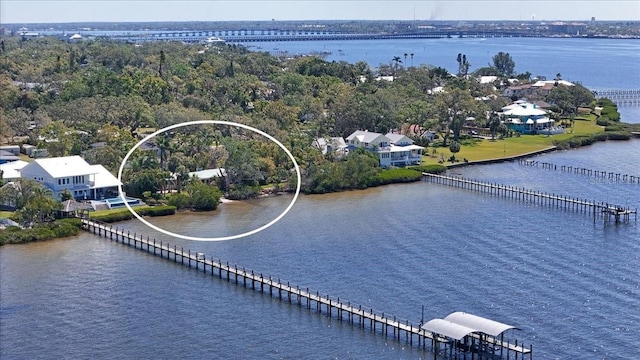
[0,211,14,218]
[422,118,604,165]
[89,206,155,218]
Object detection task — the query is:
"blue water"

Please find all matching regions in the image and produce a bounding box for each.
[249,37,640,91]
[2,38,640,360]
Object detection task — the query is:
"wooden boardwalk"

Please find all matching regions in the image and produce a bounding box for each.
[423,173,637,223]
[81,219,532,359]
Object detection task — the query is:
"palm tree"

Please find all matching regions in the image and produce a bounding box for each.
[392,56,402,77]
[156,134,172,170]
[488,111,501,140]
[410,53,414,67]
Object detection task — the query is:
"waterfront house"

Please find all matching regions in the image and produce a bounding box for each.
[346,130,424,168]
[501,101,562,135]
[19,156,121,200]
[346,130,389,149]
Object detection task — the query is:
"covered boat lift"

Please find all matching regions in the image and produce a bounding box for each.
[421,312,531,359]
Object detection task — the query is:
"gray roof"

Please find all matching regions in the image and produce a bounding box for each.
[61,200,93,212]
[443,312,519,337]
[346,130,387,144]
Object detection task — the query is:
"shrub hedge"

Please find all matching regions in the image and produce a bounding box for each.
[0,218,83,245]
[374,168,423,185]
[90,205,176,223]
[410,164,448,174]
[553,131,631,150]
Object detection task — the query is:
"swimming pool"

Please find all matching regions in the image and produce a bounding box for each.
[104,197,141,208]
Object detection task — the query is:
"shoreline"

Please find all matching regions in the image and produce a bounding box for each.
[445,146,558,168]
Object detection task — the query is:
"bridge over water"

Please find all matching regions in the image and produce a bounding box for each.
[105,29,545,44]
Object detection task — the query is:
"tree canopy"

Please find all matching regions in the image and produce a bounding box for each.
[492,52,516,77]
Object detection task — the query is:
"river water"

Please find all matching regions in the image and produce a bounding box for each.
[1,37,640,360]
[252,36,640,124]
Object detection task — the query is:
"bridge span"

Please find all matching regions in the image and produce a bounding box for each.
[594,89,640,106]
[105,29,544,44]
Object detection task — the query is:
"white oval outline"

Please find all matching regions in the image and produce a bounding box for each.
[117,120,301,241]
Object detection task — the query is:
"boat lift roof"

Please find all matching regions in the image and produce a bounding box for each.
[443,312,520,337]
[421,319,478,340]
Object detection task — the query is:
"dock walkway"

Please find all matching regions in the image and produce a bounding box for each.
[423,173,637,223]
[81,219,532,359]
[518,159,640,184]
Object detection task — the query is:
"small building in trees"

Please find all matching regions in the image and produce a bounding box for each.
[312,137,348,157]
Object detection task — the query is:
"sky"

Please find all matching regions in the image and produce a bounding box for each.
[1,0,639,24]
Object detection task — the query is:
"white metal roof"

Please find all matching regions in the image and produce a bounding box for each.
[503,105,547,117]
[89,164,121,188]
[188,168,226,180]
[379,144,424,153]
[28,156,98,178]
[385,133,413,145]
[443,312,519,337]
[0,160,29,179]
[421,319,477,340]
[346,130,387,144]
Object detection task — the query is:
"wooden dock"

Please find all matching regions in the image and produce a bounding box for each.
[519,159,640,184]
[81,219,532,359]
[423,173,637,223]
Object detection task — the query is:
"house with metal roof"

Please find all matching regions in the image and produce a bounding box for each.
[501,101,564,135]
[346,130,424,168]
[18,156,121,200]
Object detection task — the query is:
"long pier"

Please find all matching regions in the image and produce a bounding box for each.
[423,173,637,223]
[593,89,640,106]
[81,219,532,359]
[518,159,640,184]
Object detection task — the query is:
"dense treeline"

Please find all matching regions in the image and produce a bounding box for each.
[0,36,602,199]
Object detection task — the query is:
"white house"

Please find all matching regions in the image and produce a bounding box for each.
[346,130,390,149]
[346,130,424,168]
[385,133,414,146]
[19,156,121,200]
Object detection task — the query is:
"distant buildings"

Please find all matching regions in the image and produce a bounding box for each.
[503,80,574,99]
